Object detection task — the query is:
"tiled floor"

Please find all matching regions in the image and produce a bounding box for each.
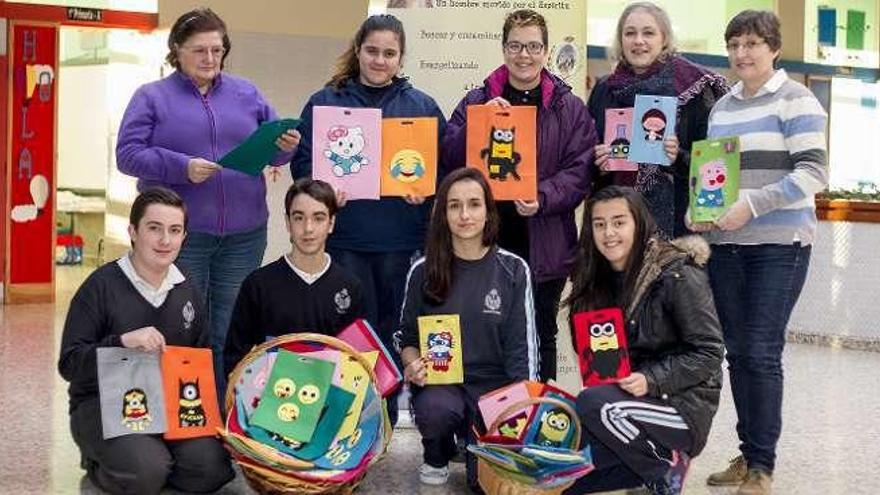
[1,265,878,494]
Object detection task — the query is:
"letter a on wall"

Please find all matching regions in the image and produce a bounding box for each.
[8,23,58,297]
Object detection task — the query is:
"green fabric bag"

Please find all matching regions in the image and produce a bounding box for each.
[250,350,335,443]
[291,385,356,460]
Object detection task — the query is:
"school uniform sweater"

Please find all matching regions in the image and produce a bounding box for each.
[223,257,365,374]
[58,262,209,413]
[397,247,539,396]
[706,69,828,245]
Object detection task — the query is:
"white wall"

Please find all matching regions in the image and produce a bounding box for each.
[57,65,111,191]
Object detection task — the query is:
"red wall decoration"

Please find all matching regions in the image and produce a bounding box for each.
[8,23,57,285]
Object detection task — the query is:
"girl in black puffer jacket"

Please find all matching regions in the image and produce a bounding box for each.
[563,186,724,495]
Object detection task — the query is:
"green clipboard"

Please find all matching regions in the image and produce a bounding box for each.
[219,118,301,176]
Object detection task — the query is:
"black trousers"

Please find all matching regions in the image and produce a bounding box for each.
[564,385,693,494]
[535,278,566,381]
[411,385,484,492]
[70,398,234,495]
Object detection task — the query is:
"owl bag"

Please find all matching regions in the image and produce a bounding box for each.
[97,348,167,439]
[160,346,222,440]
[465,104,537,200]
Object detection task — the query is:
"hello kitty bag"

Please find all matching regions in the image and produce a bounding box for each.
[418,314,464,385]
[689,137,741,223]
[312,106,382,200]
[160,346,222,440]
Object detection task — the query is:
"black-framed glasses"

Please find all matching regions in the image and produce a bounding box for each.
[504,41,545,55]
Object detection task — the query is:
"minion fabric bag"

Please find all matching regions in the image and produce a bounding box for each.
[97,348,167,439]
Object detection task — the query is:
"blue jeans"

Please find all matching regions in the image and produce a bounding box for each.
[708,243,811,473]
[176,226,267,401]
[328,248,418,427]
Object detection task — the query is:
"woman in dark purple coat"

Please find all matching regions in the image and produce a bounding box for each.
[443,9,596,382]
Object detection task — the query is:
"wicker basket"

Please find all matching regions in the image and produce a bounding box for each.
[219,332,393,495]
[477,397,582,495]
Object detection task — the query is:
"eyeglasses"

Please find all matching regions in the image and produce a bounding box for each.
[504,41,545,56]
[726,40,766,53]
[180,45,226,59]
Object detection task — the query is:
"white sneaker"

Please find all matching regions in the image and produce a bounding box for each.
[419,463,449,485]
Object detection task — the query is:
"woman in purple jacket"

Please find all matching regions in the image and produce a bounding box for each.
[116,8,299,387]
[443,9,597,381]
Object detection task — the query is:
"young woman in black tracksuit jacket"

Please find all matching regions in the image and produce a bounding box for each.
[397,168,538,491]
[564,186,724,495]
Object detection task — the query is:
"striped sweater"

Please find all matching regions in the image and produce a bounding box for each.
[705,69,828,245]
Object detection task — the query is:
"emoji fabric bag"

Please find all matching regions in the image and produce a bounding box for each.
[465,104,537,200]
[315,386,382,470]
[604,108,638,172]
[337,319,402,397]
[312,106,381,200]
[418,314,464,385]
[160,346,222,440]
[689,137,741,223]
[628,95,678,165]
[380,117,438,197]
[250,350,335,443]
[479,381,533,440]
[233,351,277,418]
[336,351,379,439]
[572,308,631,387]
[522,393,577,449]
[97,348,167,439]
[292,385,356,461]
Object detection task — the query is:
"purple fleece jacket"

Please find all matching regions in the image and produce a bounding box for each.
[116,71,293,235]
[443,66,597,282]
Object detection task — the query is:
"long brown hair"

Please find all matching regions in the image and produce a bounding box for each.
[424,168,499,303]
[566,186,656,314]
[327,14,406,89]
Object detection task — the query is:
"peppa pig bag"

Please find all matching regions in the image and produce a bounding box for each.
[689,137,740,223]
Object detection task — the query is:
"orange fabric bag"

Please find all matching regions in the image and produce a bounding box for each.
[465,104,537,201]
[161,346,222,440]
[380,117,438,197]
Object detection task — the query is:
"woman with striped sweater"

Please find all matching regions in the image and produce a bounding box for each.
[690,10,828,495]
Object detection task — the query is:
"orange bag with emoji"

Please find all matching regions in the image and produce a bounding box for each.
[161,346,222,440]
[465,105,537,201]
[380,117,438,197]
